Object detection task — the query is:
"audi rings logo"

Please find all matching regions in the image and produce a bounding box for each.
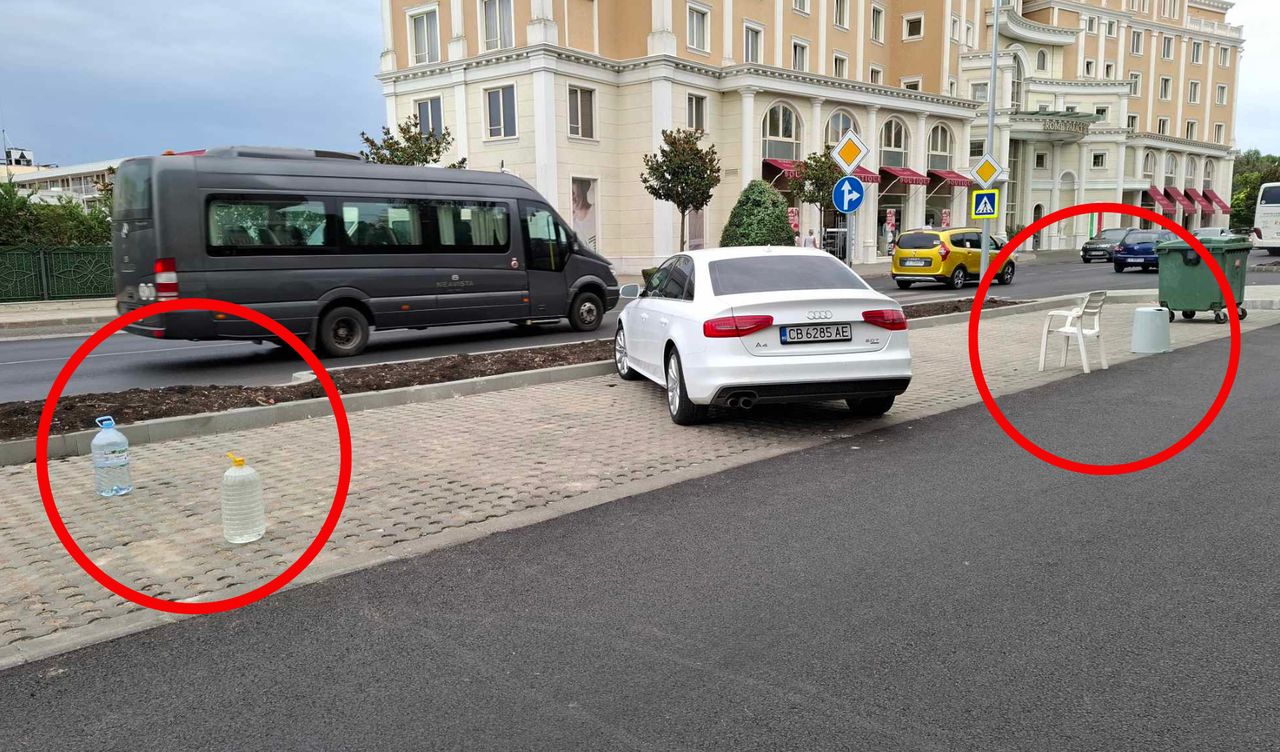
[806,310,834,320]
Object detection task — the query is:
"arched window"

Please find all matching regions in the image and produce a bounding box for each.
[1011,56,1025,110]
[1036,49,1048,72]
[825,110,858,148]
[1185,156,1197,184]
[1203,160,1215,191]
[1142,152,1156,183]
[880,118,908,168]
[927,124,952,170]
[762,103,800,160]
[1164,153,1178,186]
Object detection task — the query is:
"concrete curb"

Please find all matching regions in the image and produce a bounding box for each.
[0,360,616,467]
[0,313,116,331]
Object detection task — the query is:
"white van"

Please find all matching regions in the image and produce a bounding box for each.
[1253,182,1280,256]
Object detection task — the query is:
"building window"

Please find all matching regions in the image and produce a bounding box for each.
[762,103,801,160]
[903,14,923,40]
[1214,123,1225,144]
[1161,35,1174,60]
[482,0,514,51]
[1107,19,1118,37]
[869,65,884,85]
[1130,29,1144,55]
[1095,106,1109,121]
[1085,16,1097,34]
[1092,151,1107,169]
[1191,41,1203,64]
[687,5,709,52]
[928,125,952,170]
[901,78,921,92]
[1157,117,1170,136]
[1129,71,1142,95]
[416,97,443,135]
[965,22,975,47]
[834,0,850,28]
[1159,76,1172,100]
[687,94,706,131]
[793,0,810,13]
[833,53,849,78]
[1216,84,1228,106]
[1036,50,1048,71]
[950,16,960,42]
[948,79,958,96]
[410,8,441,65]
[1185,121,1197,140]
[1164,153,1178,185]
[1065,105,1078,113]
[1084,59,1096,77]
[1160,0,1176,18]
[1188,80,1200,104]
[1142,151,1156,182]
[743,24,762,63]
[1128,114,1139,129]
[1185,157,1197,185]
[880,119,908,168]
[1219,46,1230,67]
[970,139,984,159]
[826,110,857,146]
[792,40,809,71]
[485,84,517,139]
[1204,160,1215,190]
[971,82,989,102]
[871,5,885,43]
[1034,152,1047,169]
[568,86,595,138]
[1104,62,1115,79]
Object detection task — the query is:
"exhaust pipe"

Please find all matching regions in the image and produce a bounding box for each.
[726,397,741,409]
[739,397,755,410]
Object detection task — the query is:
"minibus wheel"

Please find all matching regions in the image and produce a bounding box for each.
[569,291,604,332]
[319,306,370,357]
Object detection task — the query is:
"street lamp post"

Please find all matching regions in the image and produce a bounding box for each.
[979,0,1001,282]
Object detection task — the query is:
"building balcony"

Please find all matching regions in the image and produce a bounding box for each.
[1009,111,1102,143]
[1187,17,1244,40]
[985,9,1078,47]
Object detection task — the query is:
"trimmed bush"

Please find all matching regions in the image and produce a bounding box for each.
[719,180,795,247]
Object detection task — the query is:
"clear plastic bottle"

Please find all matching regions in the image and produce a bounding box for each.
[90,416,133,497]
[222,452,265,544]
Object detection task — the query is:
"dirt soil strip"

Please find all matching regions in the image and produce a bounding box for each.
[0,298,1025,443]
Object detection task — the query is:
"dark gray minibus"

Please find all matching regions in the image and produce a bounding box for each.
[112,146,619,356]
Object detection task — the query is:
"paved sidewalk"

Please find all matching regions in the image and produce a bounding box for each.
[0,298,116,332]
[2,302,1276,665]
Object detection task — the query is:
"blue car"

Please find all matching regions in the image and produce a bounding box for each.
[1113,229,1175,273]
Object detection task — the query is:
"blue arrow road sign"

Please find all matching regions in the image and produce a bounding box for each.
[832,176,866,214]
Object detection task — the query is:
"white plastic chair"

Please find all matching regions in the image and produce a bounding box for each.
[1039,291,1108,374]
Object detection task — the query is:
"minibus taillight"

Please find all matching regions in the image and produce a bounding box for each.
[154,258,179,300]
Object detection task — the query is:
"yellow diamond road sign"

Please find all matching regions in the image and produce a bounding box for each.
[830,130,869,174]
[971,154,1006,189]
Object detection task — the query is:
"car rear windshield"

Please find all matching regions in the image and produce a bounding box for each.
[1260,186,1280,206]
[708,255,870,296]
[113,160,152,221]
[1127,232,1159,244]
[895,232,941,249]
[1096,229,1128,241]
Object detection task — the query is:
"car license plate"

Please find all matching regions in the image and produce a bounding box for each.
[780,323,853,344]
[902,258,929,267]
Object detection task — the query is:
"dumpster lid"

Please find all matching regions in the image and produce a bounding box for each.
[1156,235,1254,252]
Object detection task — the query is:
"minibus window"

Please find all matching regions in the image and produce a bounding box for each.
[114,161,152,220]
[427,201,510,252]
[1260,186,1280,206]
[522,204,569,272]
[341,199,423,249]
[207,196,328,255]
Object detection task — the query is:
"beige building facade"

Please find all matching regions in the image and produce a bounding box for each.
[377,0,1243,273]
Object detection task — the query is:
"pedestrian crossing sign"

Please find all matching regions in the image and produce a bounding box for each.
[970,189,1000,221]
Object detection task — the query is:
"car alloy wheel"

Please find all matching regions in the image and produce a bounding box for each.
[999,264,1015,285]
[666,355,681,415]
[614,327,642,381]
[949,267,966,290]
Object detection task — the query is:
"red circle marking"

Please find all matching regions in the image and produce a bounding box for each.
[36,299,352,614]
[968,202,1240,476]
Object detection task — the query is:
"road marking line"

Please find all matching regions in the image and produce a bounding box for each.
[0,342,248,368]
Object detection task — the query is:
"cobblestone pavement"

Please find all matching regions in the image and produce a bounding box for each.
[2,303,1275,662]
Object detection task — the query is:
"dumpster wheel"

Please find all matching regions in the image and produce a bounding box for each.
[1239,306,1248,321]
[1181,310,1196,320]
[1214,309,1228,324]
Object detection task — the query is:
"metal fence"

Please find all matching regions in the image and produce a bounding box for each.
[0,246,113,302]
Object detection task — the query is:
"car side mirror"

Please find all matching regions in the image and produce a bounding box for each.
[620,283,642,299]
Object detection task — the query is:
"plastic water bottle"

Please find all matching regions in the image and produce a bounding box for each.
[222,452,265,544]
[91,417,133,497]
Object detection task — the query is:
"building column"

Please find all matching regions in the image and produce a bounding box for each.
[379,0,396,72]
[448,0,467,60]
[907,112,928,230]
[807,97,825,237]
[862,106,880,263]
[740,88,759,190]
[1076,142,1088,243]
[1219,157,1235,228]
[953,119,972,228]
[773,0,784,68]
[1175,36,1189,134]
[531,67,559,205]
[722,0,735,65]
[652,74,675,257]
[1204,42,1218,136]
[1117,23,1129,83]
[1048,145,1062,248]
[855,0,866,81]
[648,0,676,55]
[451,70,470,161]
[997,125,1011,236]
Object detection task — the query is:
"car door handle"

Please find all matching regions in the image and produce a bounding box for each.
[659,318,669,326]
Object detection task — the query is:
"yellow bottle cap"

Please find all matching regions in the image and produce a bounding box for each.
[226,452,246,467]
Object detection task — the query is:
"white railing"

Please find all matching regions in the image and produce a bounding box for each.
[1187,18,1243,40]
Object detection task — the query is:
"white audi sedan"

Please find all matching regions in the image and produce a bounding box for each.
[614,247,912,425]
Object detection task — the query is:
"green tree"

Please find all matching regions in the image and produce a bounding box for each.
[0,180,109,246]
[92,165,116,215]
[719,180,795,247]
[795,152,843,236]
[360,115,467,169]
[641,128,722,251]
[1231,161,1280,230]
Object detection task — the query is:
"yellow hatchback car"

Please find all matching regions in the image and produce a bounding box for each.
[891,227,1016,290]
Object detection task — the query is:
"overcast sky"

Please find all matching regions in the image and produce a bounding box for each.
[0,0,1275,166]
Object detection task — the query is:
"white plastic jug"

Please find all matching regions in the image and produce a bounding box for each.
[221,452,266,544]
[91,416,133,497]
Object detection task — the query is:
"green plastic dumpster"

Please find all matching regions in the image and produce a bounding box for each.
[1156,235,1252,324]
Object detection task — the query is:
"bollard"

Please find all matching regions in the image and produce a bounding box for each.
[1131,307,1173,354]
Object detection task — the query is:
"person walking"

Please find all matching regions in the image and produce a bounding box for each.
[802,229,819,248]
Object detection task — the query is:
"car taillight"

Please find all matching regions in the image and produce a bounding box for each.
[863,309,907,331]
[703,315,774,338]
[938,242,951,261]
[154,257,179,300]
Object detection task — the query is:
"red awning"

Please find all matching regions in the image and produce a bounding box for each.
[762,158,801,178]
[1204,189,1232,213]
[1146,186,1175,214]
[1165,186,1196,212]
[1184,187,1215,215]
[928,169,973,188]
[880,166,930,186]
[853,166,881,184]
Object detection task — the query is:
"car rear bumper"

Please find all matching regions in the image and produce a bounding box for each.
[1113,256,1156,265]
[1081,248,1111,259]
[709,378,911,406]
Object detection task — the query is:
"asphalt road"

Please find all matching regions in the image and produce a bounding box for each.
[2,326,1276,751]
[0,255,1275,402]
